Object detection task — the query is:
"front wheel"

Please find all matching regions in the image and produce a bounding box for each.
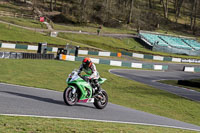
[63,86,78,106]
[94,90,108,109]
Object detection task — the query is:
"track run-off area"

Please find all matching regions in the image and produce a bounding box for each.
[1,67,200,132]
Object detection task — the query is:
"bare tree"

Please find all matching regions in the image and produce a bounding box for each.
[127,0,134,24]
[80,0,87,23]
[175,0,184,23]
[50,0,54,11]
[161,0,168,18]
[54,0,57,9]
[149,0,152,8]
[192,0,199,34]
[190,0,196,30]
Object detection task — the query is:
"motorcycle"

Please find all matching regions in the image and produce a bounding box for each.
[63,70,108,109]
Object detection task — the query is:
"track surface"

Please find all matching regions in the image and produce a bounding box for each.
[110,69,200,102]
[0,83,200,131]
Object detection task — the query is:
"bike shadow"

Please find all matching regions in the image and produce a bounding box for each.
[0,90,64,106]
[0,90,98,109]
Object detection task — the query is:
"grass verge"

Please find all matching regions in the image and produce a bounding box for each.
[0,115,196,133]
[0,59,200,126]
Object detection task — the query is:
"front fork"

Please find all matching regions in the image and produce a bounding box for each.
[72,87,77,94]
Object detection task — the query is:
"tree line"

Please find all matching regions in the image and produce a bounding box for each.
[11,0,200,35]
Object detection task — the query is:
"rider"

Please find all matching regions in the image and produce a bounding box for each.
[78,57,100,95]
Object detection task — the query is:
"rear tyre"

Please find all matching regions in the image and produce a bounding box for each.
[94,90,108,109]
[63,87,78,106]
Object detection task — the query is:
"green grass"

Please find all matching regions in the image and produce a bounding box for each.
[0,59,200,127]
[0,22,103,48]
[0,17,47,29]
[58,33,146,52]
[0,115,196,133]
[0,22,64,45]
[54,23,136,34]
[159,79,200,92]
[0,22,86,47]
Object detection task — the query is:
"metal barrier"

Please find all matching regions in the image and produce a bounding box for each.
[22,53,54,59]
[0,52,54,59]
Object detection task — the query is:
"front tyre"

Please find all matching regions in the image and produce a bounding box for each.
[94,90,108,109]
[63,87,78,106]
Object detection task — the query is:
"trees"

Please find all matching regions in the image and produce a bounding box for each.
[161,0,168,18]
[190,0,199,34]
[50,0,54,11]
[174,0,184,23]
[10,0,197,34]
[127,0,134,24]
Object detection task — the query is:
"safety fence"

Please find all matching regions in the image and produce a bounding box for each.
[69,49,121,57]
[0,51,54,59]
[59,54,168,71]
[183,66,200,72]
[0,42,58,52]
[1,42,200,63]
[121,51,200,63]
[0,42,121,57]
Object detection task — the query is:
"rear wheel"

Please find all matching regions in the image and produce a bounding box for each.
[94,90,108,109]
[63,87,78,106]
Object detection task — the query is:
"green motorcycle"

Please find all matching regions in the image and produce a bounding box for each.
[63,70,108,109]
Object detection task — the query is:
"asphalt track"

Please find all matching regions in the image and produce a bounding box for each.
[110,69,200,102]
[0,83,200,131]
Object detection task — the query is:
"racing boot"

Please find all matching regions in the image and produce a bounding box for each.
[93,82,101,98]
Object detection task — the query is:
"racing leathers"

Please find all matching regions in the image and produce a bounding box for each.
[78,63,100,94]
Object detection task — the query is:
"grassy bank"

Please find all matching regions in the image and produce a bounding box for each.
[0,115,196,133]
[0,59,200,126]
[58,33,147,52]
[0,17,47,29]
[0,23,66,45]
[54,23,136,34]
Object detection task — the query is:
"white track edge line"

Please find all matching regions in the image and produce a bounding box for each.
[1,114,200,132]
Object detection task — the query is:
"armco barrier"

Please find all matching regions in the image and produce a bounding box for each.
[122,51,200,63]
[59,54,168,71]
[22,53,54,59]
[0,52,54,59]
[0,52,23,59]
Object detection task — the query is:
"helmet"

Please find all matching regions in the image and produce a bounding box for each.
[82,57,92,68]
